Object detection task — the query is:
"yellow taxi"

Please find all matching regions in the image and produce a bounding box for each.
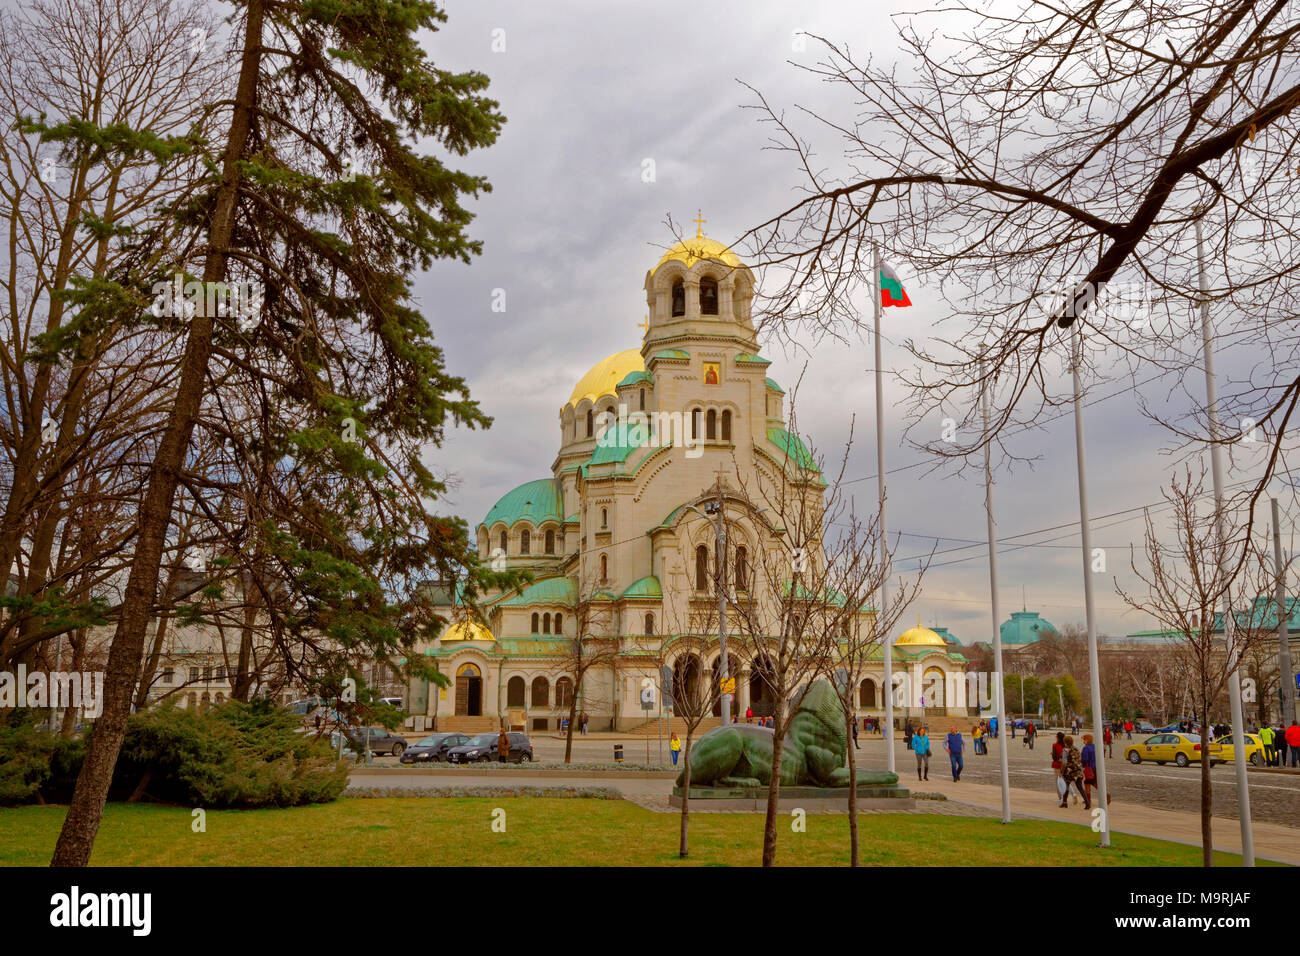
[1124,732,1222,767]
[1209,733,1265,767]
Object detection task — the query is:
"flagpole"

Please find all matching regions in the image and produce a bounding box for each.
[1069,320,1110,846]
[873,245,895,774]
[981,355,1011,824]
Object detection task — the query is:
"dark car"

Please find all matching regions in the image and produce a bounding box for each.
[399,732,470,764]
[1135,720,1157,734]
[446,731,533,764]
[344,726,407,757]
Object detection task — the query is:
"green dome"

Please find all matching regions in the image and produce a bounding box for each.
[1001,610,1056,645]
[617,370,654,388]
[620,575,662,600]
[481,478,562,529]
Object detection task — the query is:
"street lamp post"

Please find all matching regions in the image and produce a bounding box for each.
[1056,683,1064,726]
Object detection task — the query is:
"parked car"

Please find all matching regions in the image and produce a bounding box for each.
[343,726,407,757]
[1124,732,1221,767]
[1210,733,1265,767]
[446,731,533,764]
[399,732,470,764]
[375,697,404,710]
[1134,719,1157,733]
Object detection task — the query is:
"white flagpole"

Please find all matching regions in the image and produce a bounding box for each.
[873,245,895,774]
[1195,217,1254,865]
[1069,319,1110,846]
[981,355,1011,823]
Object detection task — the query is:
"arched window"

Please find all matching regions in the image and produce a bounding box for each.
[735,546,748,590]
[691,408,701,439]
[645,612,655,636]
[586,409,594,437]
[706,409,717,440]
[543,613,551,634]
[531,676,549,707]
[639,388,645,411]
[520,529,530,555]
[531,612,539,633]
[671,278,685,316]
[507,676,526,707]
[556,677,574,709]
[554,613,563,635]
[545,529,555,554]
[700,276,718,315]
[600,553,608,580]
[695,545,709,591]
[859,679,876,708]
[498,529,507,553]
[721,409,732,441]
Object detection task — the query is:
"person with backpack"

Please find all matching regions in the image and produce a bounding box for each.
[1061,735,1088,809]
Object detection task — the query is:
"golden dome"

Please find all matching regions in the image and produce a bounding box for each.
[441,620,494,643]
[567,349,645,407]
[656,234,741,271]
[895,625,946,647]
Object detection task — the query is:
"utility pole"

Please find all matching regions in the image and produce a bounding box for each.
[1068,320,1110,846]
[1195,215,1254,865]
[1272,498,1295,723]
[981,354,1011,823]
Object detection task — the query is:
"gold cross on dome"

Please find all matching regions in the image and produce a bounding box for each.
[638,315,649,336]
[693,210,706,237]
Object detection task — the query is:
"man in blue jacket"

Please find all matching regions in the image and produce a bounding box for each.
[944,726,964,781]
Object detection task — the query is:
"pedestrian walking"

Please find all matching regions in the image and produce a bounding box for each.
[1103,724,1113,759]
[1124,719,1133,740]
[851,713,860,749]
[745,705,753,723]
[497,729,510,763]
[1287,721,1300,767]
[580,712,589,735]
[913,726,931,781]
[1277,722,1290,767]
[670,732,681,766]
[1026,721,1036,750]
[1010,719,1016,740]
[1260,724,1276,766]
[1081,733,1105,808]
[904,720,914,751]
[1061,735,1088,809]
[972,723,984,756]
[1051,731,1066,803]
[944,726,964,781]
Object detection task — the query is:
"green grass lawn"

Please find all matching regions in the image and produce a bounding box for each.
[0,799,1271,867]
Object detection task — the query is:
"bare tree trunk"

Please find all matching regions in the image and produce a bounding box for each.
[762,718,786,867]
[846,713,859,867]
[1200,689,1213,868]
[564,689,577,764]
[678,733,693,857]
[59,631,85,737]
[49,0,265,868]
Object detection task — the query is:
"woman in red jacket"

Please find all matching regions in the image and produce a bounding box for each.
[1051,731,1066,802]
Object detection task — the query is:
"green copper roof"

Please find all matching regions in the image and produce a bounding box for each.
[1001,610,1057,645]
[620,575,662,600]
[588,419,652,466]
[736,352,771,365]
[652,349,690,361]
[766,427,820,472]
[617,370,654,387]
[766,377,785,393]
[498,576,577,607]
[481,478,562,529]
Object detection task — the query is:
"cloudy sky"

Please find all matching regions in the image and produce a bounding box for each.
[411,0,1293,643]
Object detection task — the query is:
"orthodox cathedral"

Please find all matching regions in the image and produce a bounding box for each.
[406,225,966,733]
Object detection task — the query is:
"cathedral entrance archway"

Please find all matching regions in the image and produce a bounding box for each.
[455,662,483,716]
[711,654,739,717]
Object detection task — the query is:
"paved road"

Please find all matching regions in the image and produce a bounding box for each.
[868,733,1300,828]
[364,730,1299,828]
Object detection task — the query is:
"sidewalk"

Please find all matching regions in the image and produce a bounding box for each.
[916,773,1300,865]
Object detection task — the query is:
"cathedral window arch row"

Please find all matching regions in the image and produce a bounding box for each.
[689,404,735,442]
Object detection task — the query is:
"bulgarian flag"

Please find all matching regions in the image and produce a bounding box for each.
[879,260,912,307]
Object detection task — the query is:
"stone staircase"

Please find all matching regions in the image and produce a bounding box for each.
[624,716,715,736]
